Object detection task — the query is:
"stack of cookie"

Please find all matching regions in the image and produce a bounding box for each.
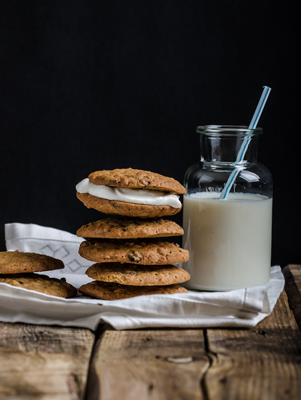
[75,168,190,300]
[0,250,77,298]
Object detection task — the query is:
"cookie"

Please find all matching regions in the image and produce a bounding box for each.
[79,239,189,265]
[88,168,186,194]
[76,193,181,218]
[0,250,64,274]
[76,217,184,239]
[86,262,190,286]
[0,273,77,298]
[79,280,188,300]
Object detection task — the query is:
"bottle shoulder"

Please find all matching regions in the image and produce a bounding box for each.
[183,161,203,189]
[184,161,202,179]
[184,161,273,197]
[249,162,273,183]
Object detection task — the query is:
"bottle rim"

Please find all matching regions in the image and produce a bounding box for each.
[196,125,263,136]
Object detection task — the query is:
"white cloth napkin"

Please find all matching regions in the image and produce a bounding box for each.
[1,223,284,331]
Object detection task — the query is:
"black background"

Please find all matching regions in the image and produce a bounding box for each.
[0,1,299,267]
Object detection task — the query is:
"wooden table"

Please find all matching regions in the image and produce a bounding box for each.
[1,264,301,400]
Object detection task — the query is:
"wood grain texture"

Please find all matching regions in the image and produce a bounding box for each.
[0,323,95,400]
[86,328,209,400]
[283,264,301,331]
[86,267,301,400]
[1,264,301,400]
[204,290,301,400]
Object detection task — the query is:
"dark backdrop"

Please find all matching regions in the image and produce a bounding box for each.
[0,1,299,267]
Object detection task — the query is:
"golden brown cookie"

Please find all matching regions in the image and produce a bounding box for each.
[76,192,182,218]
[0,250,64,274]
[76,217,184,239]
[79,280,188,300]
[86,262,190,286]
[88,168,186,194]
[0,273,77,298]
[79,239,189,265]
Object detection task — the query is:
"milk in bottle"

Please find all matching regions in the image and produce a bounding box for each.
[182,192,272,290]
[182,125,273,290]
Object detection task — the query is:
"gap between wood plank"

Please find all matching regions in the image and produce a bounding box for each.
[86,328,210,400]
[84,323,111,400]
[201,329,218,400]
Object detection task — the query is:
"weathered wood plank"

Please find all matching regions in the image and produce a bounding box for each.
[86,328,209,400]
[0,323,95,400]
[283,264,301,331]
[204,290,301,400]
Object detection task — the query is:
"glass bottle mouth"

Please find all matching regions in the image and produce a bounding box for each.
[196,125,263,136]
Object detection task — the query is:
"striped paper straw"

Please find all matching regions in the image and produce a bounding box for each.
[219,86,271,200]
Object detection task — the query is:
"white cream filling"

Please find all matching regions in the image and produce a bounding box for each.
[76,178,181,208]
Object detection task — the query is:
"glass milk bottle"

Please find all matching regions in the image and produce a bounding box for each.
[182,125,273,291]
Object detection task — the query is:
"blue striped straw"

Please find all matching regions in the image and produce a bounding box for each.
[219,86,271,200]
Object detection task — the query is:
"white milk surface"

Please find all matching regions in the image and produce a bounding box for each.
[182,192,273,291]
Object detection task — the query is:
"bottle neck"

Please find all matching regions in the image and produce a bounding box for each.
[200,134,259,166]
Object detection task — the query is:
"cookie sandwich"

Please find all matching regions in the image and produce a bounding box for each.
[76,168,186,218]
[75,168,190,300]
[0,250,77,298]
